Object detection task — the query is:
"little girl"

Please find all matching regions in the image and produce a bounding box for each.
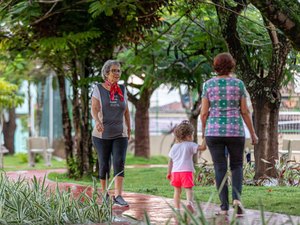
[166,120,206,213]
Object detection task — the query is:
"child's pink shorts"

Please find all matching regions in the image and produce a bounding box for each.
[171,172,194,188]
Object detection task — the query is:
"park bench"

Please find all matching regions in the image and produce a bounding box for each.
[0,145,9,169]
[279,139,300,162]
[27,137,54,167]
[243,138,300,163]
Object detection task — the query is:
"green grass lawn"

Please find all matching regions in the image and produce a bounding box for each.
[126,153,169,165]
[2,154,66,171]
[1,153,167,171]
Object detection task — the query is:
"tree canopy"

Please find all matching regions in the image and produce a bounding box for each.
[250,0,300,50]
[0,78,23,110]
[1,0,300,179]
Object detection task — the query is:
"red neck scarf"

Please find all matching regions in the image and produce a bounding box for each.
[105,80,124,102]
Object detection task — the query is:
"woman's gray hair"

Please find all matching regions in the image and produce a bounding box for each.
[101,60,121,80]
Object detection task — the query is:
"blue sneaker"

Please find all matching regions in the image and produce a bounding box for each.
[113,195,129,207]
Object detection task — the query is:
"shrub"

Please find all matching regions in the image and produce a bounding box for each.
[0,174,113,224]
[16,153,28,163]
[15,153,43,164]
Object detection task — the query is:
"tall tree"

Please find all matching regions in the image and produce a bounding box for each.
[0,2,51,153]
[0,78,23,154]
[119,3,224,157]
[212,1,292,178]
[119,46,163,158]
[0,53,34,153]
[158,2,225,141]
[249,0,300,50]
[1,0,172,176]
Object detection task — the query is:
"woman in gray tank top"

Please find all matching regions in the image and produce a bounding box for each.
[91,60,131,207]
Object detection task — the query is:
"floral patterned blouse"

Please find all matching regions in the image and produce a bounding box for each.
[201,77,247,137]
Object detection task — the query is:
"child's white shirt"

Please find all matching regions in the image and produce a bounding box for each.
[168,141,198,172]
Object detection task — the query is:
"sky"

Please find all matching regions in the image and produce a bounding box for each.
[150,85,180,107]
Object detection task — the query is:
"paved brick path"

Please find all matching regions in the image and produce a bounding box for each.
[4,169,300,225]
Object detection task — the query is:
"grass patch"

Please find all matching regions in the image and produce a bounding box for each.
[2,153,166,172]
[2,154,66,171]
[126,153,168,165]
[241,186,300,215]
[48,172,96,186]
[49,167,300,216]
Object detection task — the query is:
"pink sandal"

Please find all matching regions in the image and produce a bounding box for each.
[186,201,195,214]
[215,210,229,216]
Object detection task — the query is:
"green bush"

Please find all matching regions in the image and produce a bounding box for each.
[15,153,43,164]
[15,153,28,163]
[0,174,113,224]
[35,153,42,163]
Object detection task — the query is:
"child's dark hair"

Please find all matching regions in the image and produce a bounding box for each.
[174,120,194,142]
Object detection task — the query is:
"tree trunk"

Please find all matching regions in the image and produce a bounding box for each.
[213,0,291,179]
[81,59,93,174]
[134,103,150,158]
[253,97,279,178]
[57,73,73,176]
[71,58,93,177]
[190,115,198,142]
[189,96,201,164]
[132,88,152,158]
[189,90,202,143]
[3,108,16,154]
[71,59,82,177]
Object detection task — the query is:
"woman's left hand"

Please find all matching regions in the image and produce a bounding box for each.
[251,133,259,145]
[128,130,131,140]
[96,121,104,132]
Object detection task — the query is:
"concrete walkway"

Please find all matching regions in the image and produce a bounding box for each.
[4,169,300,225]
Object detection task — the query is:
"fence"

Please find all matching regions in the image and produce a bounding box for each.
[149,111,300,135]
[278,111,300,134]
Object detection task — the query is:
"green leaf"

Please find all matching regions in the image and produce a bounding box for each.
[105,7,113,16]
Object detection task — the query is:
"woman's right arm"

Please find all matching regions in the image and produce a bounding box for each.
[91,97,103,132]
[240,97,258,144]
[166,159,173,180]
[200,98,209,139]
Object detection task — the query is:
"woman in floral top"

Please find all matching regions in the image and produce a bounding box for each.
[200,52,258,216]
